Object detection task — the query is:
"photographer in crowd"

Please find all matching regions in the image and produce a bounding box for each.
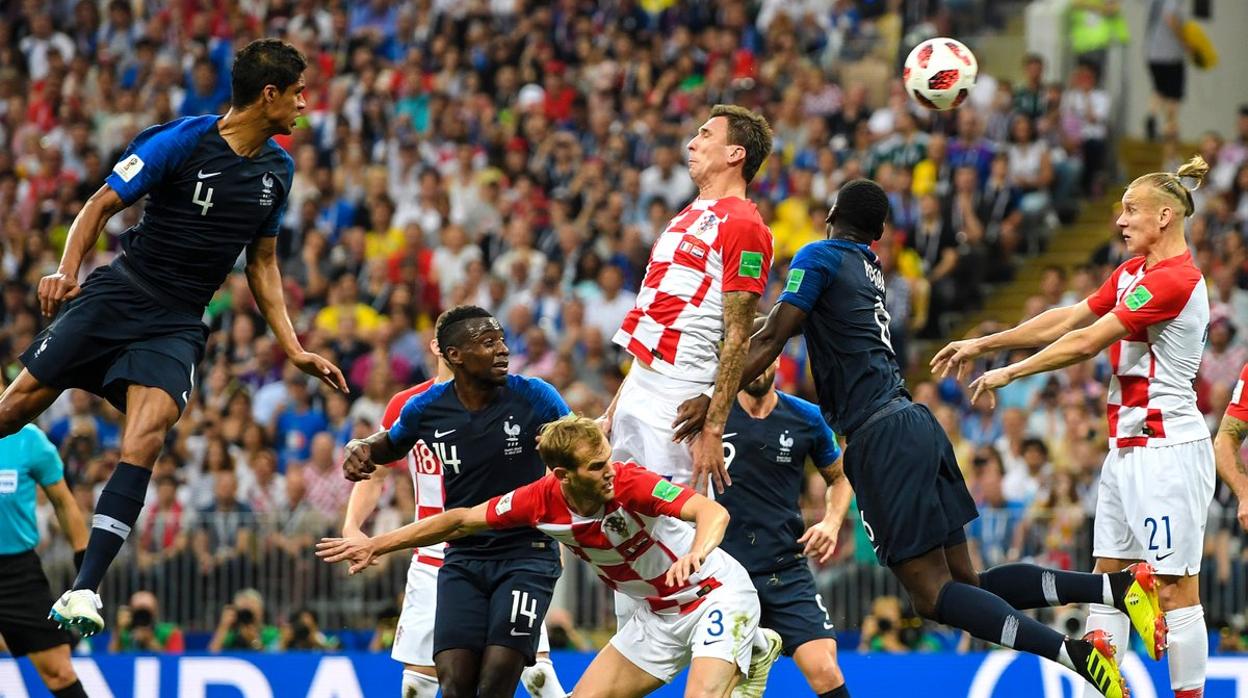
[108,591,184,653]
[209,589,280,653]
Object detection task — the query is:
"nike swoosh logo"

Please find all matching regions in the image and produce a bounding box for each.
[722,433,737,439]
[434,429,456,438]
[197,170,222,179]
[702,639,723,645]
[1155,551,1175,561]
[509,629,531,637]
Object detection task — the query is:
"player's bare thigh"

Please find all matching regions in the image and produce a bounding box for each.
[1092,557,1200,610]
[792,638,846,694]
[120,384,182,467]
[683,656,742,698]
[571,644,665,698]
[0,368,62,437]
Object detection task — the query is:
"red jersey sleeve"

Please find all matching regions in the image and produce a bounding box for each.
[1228,363,1248,422]
[1109,264,1202,335]
[1086,260,1131,316]
[719,218,773,295]
[611,462,695,518]
[485,477,551,529]
[378,391,409,470]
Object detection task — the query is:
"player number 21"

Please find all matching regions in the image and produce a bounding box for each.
[1144,515,1171,551]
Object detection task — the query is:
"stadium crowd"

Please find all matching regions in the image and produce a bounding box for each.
[0,0,1244,655]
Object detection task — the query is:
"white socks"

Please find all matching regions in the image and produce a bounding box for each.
[401,669,439,698]
[1165,604,1206,697]
[522,656,567,698]
[1080,604,1130,698]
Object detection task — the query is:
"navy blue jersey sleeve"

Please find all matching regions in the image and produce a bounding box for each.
[509,375,572,423]
[106,115,219,205]
[259,144,295,238]
[787,395,843,467]
[777,242,842,314]
[388,382,448,450]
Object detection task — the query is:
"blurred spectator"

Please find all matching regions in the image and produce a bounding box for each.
[1144,0,1187,139]
[109,591,185,654]
[209,589,280,653]
[192,470,253,578]
[281,608,338,651]
[300,434,352,520]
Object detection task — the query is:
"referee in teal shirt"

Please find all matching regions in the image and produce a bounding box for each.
[0,375,89,698]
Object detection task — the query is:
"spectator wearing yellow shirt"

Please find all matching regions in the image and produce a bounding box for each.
[314,274,384,336]
[771,169,820,260]
[363,196,406,262]
[911,132,952,199]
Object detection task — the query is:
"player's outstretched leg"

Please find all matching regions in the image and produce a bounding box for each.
[0,369,63,438]
[792,638,850,698]
[1160,574,1205,698]
[521,653,566,698]
[477,645,529,698]
[895,547,1127,698]
[51,386,177,636]
[976,559,1166,659]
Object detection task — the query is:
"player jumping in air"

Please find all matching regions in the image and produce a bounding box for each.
[321,415,766,698]
[934,156,1217,698]
[602,104,782,696]
[714,358,853,698]
[339,305,568,698]
[675,178,1166,698]
[0,38,346,636]
[341,328,565,698]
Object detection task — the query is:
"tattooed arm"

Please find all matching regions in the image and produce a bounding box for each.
[691,290,759,494]
[1214,415,1248,531]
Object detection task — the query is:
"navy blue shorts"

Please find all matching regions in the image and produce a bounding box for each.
[843,402,978,567]
[433,555,561,663]
[751,562,836,656]
[21,262,207,415]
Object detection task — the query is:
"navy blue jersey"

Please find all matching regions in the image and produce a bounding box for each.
[717,392,842,574]
[105,115,294,310]
[777,239,909,435]
[388,374,569,561]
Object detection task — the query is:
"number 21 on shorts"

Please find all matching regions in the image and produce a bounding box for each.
[1144,515,1172,552]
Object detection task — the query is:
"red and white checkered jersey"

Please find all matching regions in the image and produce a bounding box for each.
[381,379,445,565]
[1086,252,1210,448]
[1228,363,1248,423]
[614,197,773,383]
[486,461,738,615]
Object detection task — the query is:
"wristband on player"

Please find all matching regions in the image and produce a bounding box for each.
[73,550,86,572]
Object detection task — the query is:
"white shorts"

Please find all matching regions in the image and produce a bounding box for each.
[610,365,710,486]
[609,579,760,683]
[1093,438,1215,576]
[392,557,550,666]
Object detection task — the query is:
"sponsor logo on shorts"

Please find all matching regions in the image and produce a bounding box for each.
[113,154,144,182]
[651,480,682,502]
[1155,551,1175,562]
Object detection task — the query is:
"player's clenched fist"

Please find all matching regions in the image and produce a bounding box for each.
[37,271,81,318]
[341,439,376,481]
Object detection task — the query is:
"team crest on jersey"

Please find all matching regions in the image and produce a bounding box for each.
[777,431,794,464]
[503,417,522,456]
[694,211,724,235]
[603,513,629,537]
[259,172,276,207]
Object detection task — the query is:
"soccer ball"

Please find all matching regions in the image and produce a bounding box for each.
[903,38,978,111]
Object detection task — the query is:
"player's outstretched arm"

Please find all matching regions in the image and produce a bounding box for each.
[694,290,761,493]
[799,458,853,564]
[342,466,389,537]
[317,503,491,574]
[1214,415,1248,531]
[39,185,126,318]
[968,311,1128,407]
[244,237,348,392]
[931,301,1099,382]
[666,493,731,587]
[672,301,807,442]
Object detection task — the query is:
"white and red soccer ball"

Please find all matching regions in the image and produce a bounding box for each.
[903,38,978,111]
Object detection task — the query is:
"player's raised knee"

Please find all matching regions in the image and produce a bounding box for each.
[30,651,78,690]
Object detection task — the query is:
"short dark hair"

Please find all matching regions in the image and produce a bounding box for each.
[1021,437,1049,458]
[832,179,890,241]
[231,38,307,108]
[708,104,773,184]
[435,305,496,351]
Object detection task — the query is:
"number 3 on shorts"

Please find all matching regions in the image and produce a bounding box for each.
[705,609,724,640]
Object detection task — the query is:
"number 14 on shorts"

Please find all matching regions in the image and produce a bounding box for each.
[510,590,538,636]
